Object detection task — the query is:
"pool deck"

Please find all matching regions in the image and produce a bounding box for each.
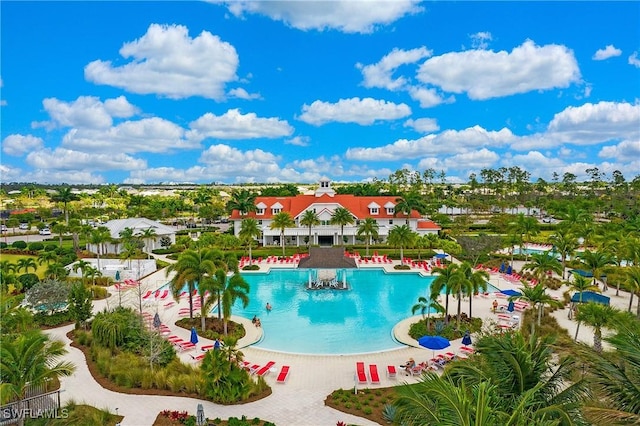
[45,249,636,425]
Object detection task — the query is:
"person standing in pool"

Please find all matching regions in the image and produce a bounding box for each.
[266,302,272,311]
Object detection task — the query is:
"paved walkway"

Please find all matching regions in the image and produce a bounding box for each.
[44,249,637,425]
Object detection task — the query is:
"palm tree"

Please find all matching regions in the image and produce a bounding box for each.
[579,249,615,291]
[220,273,250,336]
[136,227,157,258]
[568,274,601,341]
[549,227,579,279]
[396,332,588,425]
[330,207,354,245]
[580,319,640,424]
[50,186,78,224]
[0,330,75,424]
[166,248,217,323]
[37,251,58,266]
[625,267,640,317]
[575,302,620,353]
[522,251,563,285]
[459,262,489,319]
[44,263,68,280]
[239,218,261,263]
[430,263,462,324]
[51,223,67,247]
[356,218,379,257]
[512,283,562,331]
[387,224,416,265]
[270,212,295,256]
[16,258,37,274]
[88,226,111,271]
[299,210,320,249]
[72,259,92,284]
[225,189,257,217]
[394,191,426,217]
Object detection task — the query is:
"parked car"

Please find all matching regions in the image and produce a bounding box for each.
[19,223,29,230]
[1,224,7,233]
[39,227,51,235]
[542,217,554,223]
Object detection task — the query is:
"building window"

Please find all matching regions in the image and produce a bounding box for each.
[258,220,263,225]
[370,207,379,215]
[272,208,281,214]
[389,219,393,225]
[386,208,394,215]
[256,208,264,215]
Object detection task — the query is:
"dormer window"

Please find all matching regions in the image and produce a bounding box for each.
[384,201,396,215]
[272,208,281,214]
[256,202,267,215]
[386,207,394,215]
[271,201,283,215]
[368,201,381,215]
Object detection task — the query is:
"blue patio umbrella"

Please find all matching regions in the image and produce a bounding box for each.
[115,270,121,281]
[434,253,448,259]
[461,331,472,346]
[499,262,505,273]
[153,312,161,329]
[418,335,450,358]
[507,300,515,312]
[506,265,513,275]
[190,327,199,345]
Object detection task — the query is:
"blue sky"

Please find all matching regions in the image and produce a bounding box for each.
[1,1,639,185]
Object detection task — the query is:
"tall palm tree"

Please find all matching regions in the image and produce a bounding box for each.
[220,273,250,336]
[575,302,620,353]
[625,267,640,317]
[430,263,462,324]
[166,248,217,322]
[522,251,563,285]
[72,259,92,285]
[50,186,78,224]
[270,212,295,256]
[225,189,257,218]
[579,249,615,290]
[239,218,261,263]
[0,330,75,424]
[549,227,579,279]
[136,227,157,258]
[459,262,489,319]
[37,251,58,266]
[387,224,416,265]
[394,191,426,217]
[330,207,354,245]
[88,226,111,271]
[580,319,640,424]
[511,283,562,331]
[299,210,320,248]
[356,217,379,257]
[51,223,67,247]
[568,274,601,341]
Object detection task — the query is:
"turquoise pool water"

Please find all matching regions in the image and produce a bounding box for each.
[234,268,437,355]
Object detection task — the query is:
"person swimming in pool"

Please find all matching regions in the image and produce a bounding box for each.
[266,302,272,311]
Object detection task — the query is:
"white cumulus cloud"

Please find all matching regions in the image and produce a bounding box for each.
[417,40,581,100]
[217,0,423,33]
[592,44,622,60]
[404,118,439,133]
[187,109,293,141]
[26,147,146,172]
[298,97,411,126]
[85,24,239,100]
[357,46,432,90]
[35,96,138,130]
[470,31,492,50]
[2,134,44,156]
[598,140,640,160]
[629,51,640,68]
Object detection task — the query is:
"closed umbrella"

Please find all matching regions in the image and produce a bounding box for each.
[115,270,121,282]
[507,301,515,313]
[196,404,205,426]
[461,331,472,346]
[153,312,161,329]
[418,335,450,359]
[190,327,199,345]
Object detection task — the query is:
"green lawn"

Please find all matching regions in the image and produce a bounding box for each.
[1,253,48,279]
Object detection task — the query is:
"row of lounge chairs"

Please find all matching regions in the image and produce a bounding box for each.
[240,361,291,383]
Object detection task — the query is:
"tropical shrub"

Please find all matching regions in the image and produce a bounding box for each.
[33,309,73,328]
[18,273,39,291]
[12,240,27,249]
[28,242,45,251]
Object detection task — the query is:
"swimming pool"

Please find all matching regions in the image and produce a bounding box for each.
[234,268,436,355]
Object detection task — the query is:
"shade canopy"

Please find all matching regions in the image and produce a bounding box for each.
[570,269,606,279]
[434,253,448,259]
[417,335,450,350]
[501,289,522,297]
[571,291,610,305]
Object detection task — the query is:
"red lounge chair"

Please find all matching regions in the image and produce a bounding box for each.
[191,353,205,362]
[141,290,153,300]
[369,364,380,384]
[166,335,182,342]
[276,365,290,383]
[254,361,276,377]
[177,342,196,352]
[201,345,213,352]
[386,365,397,379]
[356,362,367,384]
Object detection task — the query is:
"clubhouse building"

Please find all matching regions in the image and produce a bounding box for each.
[229,178,440,247]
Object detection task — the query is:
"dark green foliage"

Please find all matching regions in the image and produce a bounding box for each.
[11,240,27,249]
[409,315,482,340]
[28,242,45,251]
[18,273,39,291]
[33,309,73,327]
[25,279,70,314]
[0,242,6,249]
[68,282,93,329]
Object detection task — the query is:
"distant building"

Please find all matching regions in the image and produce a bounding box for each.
[86,217,176,255]
[229,178,440,247]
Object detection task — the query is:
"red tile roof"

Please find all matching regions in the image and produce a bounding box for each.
[417,220,441,230]
[230,194,422,220]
